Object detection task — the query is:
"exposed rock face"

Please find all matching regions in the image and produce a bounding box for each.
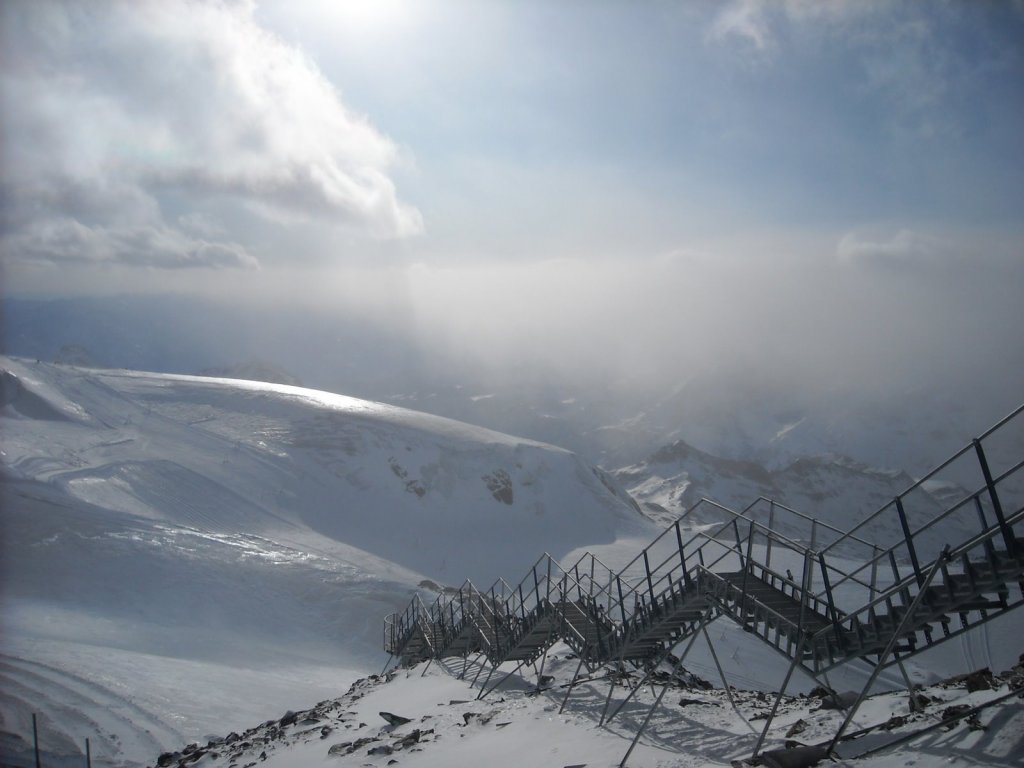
[482,469,514,504]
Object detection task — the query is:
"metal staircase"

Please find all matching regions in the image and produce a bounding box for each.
[382,403,1024,761]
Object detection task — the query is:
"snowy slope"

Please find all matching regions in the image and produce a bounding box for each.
[0,357,649,767]
[146,648,1024,768]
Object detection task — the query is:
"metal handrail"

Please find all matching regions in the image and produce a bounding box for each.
[817,458,1024,600]
[820,402,1024,557]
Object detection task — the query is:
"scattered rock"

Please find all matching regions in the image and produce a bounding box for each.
[380,712,413,727]
[368,745,394,756]
[883,715,906,730]
[941,705,972,729]
[328,742,353,756]
[908,693,931,712]
[785,719,807,738]
[280,711,298,727]
[760,744,829,768]
[815,691,858,711]
[964,669,996,693]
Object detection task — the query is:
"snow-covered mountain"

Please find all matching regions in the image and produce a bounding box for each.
[0,356,648,767]
[7,295,1021,475]
[617,438,946,528]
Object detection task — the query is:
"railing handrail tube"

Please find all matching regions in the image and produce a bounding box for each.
[820,404,1024,556]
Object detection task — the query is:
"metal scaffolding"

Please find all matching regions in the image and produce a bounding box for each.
[383,403,1024,764]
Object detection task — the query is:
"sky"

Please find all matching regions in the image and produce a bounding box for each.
[1,0,1023,402]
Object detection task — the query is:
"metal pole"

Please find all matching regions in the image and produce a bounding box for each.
[86,737,92,768]
[675,522,689,584]
[896,659,918,703]
[895,497,923,586]
[825,548,950,756]
[702,625,756,734]
[479,658,529,699]
[870,545,879,605]
[643,551,655,605]
[474,658,495,691]
[618,614,711,767]
[33,713,41,768]
[973,439,1017,556]
[599,673,620,726]
[752,634,807,757]
[470,652,489,688]
[559,656,587,714]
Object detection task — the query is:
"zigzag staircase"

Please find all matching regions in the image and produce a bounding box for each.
[383,403,1024,761]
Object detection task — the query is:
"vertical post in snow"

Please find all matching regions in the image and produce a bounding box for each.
[33,713,40,768]
[86,737,92,768]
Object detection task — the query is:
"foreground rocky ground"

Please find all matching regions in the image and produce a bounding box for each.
[149,648,1024,768]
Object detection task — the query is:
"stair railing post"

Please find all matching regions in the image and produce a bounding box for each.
[675,522,691,586]
[546,556,553,602]
[643,551,656,607]
[766,500,776,571]
[869,545,879,606]
[887,549,910,606]
[974,496,999,564]
[740,520,755,627]
[824,547,950,757]
[818,553,843,656]
[617,576,627,625]
[895,497,923,587]
[973,438,1017,556]
[733,520,744,569]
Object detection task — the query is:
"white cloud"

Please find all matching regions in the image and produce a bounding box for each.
[0,0,422,272]
[707,0,775,54]
[3,218,259,270]
[836,229,951,268]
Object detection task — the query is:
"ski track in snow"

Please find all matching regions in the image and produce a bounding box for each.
[0,654,178,763]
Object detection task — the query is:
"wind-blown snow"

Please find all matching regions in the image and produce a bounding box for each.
[2,356,1020,767]
[0,356,648,767]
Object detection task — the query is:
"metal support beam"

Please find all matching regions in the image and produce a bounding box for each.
[619,613,711,767]
[825,547,950,756]
[974,438,1017,557]
[702,625,756,734]
[559,656,587,714]
[895,497,923,586]
[752,634,807,757]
